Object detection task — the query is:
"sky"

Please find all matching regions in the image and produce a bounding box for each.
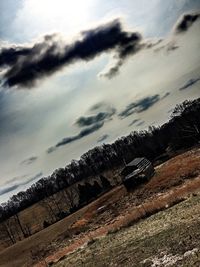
[0,0,200,203]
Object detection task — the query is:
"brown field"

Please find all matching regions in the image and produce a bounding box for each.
[52,191,200,267]
[0,146,200,267]
[0,190,69,250]
[0,170,119,251]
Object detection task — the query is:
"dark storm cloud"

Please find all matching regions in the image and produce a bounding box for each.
[119,95,160,119]
[1,12,199,87]
[179,78,200,90]
[100,33,144,79]
[0,19,142,88]
[47,122,104,153]
[20,156,38,165]
[101,22,184,79]
[97,134,109,143]
[153,11,200,54]
[0,46,30,67]
[76,108,116,127]
[175,11,200,33]
[0,172,43,196]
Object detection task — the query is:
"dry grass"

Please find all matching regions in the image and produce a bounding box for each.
[53,193,200,267]
[0,146,200,267]
[36,175,200,266]
[147,149,200,191]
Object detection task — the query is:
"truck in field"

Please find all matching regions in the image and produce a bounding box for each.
[121,157,155,190]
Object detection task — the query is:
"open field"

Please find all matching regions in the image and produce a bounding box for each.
[0,166,121,251]
[0,146,200,267]
[53,192,200,267]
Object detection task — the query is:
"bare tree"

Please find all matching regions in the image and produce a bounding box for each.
[63,186,78,210]
[40,199,57,223]
[14,214,27,238]
[1,220,16,245]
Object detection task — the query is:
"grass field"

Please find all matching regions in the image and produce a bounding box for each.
[53,193,200,267]
[0,146,199,267]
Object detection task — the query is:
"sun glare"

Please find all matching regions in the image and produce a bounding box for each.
[27,0,94,34]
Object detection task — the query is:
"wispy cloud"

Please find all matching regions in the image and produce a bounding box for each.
[136,120,145,127]
[119,92,170,119]
[0,184,19,196]
[47,122,104,153]
[0,172,43,196]
[154,42,179,53]
[179,78,200,90]
[160,92,170,100]
[97,134,109,143]
[75,108,116,127]
[89,102,107,112]
[128,119,145,127]
[119,95,160,119]
[3,174,28,186]
[22,172,43,185]
[20,156,38,165]
[128,119,140,127]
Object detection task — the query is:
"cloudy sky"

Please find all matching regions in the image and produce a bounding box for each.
[0,0,200,203]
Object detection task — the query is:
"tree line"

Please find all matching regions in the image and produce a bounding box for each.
[0,98,199,225]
